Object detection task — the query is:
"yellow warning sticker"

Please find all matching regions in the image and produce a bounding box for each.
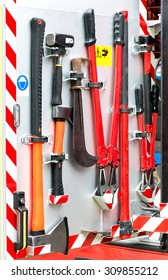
[96,46,112,67]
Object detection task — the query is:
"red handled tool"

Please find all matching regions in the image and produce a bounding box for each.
[135,84,159,191]
[83,9,125,196]
[134,36,155,133]
[119,11,132,237]
[134,35,159,195]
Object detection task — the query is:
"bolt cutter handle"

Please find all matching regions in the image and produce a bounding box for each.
[83,8,96,46]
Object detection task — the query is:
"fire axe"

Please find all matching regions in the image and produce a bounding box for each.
[28,18,69,254]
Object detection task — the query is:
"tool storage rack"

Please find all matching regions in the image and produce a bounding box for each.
[0,0,166,260]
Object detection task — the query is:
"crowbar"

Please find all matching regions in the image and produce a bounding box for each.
[119,11,132,237]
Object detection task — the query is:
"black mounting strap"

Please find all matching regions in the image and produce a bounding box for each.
[120,107,133,114]
[43,46,66,57]
[70,72,84,80]
[51,154,66,162]
[31,136,48,143]
[87,81,104,89]
[135,132,147,138]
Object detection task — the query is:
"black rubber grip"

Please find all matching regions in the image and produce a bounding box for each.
[31,18,45,136]
[114,12,124,46]
[52,64,62,106]
[83,8,96,46]
[144,73,152,125]
[151,84,159,113]
[135,84,144,114]
[135,35,155,45]
[51,155,64,196]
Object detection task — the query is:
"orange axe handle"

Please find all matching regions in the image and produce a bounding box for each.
[53,120,65,155]
[32,142,44,234]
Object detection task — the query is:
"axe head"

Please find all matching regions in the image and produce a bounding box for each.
[28,217,69,254]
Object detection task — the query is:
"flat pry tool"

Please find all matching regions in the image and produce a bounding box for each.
[119,11,132,237]
[71,57,98,167]
[28,18,69,255]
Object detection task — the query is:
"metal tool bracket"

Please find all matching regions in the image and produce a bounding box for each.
[43,46,67,58]
[13,191,28,251]
[131,43,154,54]
[43,152,68,165]
[83,79,107,90]
[92,188,119,210]
[21,134,53,145]
[120,106,134,114]
[129,130,148,141]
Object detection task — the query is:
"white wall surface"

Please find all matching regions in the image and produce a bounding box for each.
[16,0,139,19]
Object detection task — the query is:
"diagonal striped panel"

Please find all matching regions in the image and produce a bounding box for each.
[5,0,17,260]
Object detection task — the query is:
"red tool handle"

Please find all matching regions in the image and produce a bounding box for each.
[135,84,149,171]
[109,44,123,165]
[84,9,106,166]
[119,11,132,238]
[109,12,124,167]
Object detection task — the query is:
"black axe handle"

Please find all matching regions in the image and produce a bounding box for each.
[52,61,63,106]
[31,18,45,137]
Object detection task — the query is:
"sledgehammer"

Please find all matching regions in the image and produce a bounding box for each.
[28,18,68,254]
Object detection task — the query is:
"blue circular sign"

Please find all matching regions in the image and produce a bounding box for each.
[17,75,28,91]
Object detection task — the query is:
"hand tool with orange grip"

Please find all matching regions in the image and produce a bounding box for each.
[83,9,125,197]
[28,18,69,254]
[46,33,74,196]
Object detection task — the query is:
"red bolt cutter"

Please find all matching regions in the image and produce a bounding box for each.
[135,83,159,192]
[83,9,125,196]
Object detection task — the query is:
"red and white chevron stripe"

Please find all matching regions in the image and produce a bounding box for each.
[93,189,120,210]
[133,203,168,234]
[5,0,18,260]
[49,194,69,205]
[139,0,155,82]
[27,229,119,257]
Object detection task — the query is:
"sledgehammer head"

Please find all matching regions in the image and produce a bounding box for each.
[46,33,74,48]
[28,217,69,254]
